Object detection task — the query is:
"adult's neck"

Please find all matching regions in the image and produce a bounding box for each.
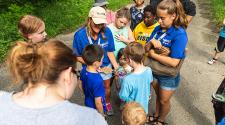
[12,82,65,109]
[90,31,99,40]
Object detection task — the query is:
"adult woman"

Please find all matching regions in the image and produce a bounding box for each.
[146,0,188,124]
[73,6,119,115]
[149,0,196,23]
[0,39,107,125]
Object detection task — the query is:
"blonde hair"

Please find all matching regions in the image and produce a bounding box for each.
[157,0,188,29]
[18,15,44,40]
[7,39,76,85]
[122,102,147,125]
[116,7,130,21]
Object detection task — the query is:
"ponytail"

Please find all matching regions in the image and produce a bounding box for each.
[7,41,47,84]
[157,0,188,29]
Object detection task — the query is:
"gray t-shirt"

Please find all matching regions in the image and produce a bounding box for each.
[0,91,108,125]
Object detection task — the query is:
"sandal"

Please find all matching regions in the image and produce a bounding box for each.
[208,58,217,65]
[146,114,159,124]
[150,119,168,125]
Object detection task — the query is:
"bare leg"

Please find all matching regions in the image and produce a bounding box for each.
[158,88,175,122]
[152,80,160,117]
[104,79,111,103]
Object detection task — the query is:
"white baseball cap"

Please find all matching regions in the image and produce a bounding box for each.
[88,6,107,24]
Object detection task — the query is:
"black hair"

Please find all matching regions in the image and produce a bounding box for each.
[117,48,124,61]
[82,44,104,65]
[144,4,156,16]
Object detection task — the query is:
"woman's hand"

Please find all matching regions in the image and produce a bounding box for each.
[151,38,162,49]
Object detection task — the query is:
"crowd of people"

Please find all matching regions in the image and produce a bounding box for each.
[1,0,225,125]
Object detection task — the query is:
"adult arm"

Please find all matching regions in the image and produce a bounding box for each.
[148,49,180,67]
[107,52,119,70]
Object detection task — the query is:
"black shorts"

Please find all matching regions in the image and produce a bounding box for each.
[215,36,225,52]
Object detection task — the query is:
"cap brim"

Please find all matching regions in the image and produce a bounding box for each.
[93,2,109,7]
[92,17,107,24]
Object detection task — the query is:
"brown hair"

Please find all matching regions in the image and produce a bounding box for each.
[116,7,130,21]
[7,39,76,85]
[122,102,146,125]
[123,42,145,64]
[18,15,44,40]
[157,0,188,29]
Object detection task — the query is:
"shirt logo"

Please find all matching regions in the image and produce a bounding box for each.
[162,39,171,45]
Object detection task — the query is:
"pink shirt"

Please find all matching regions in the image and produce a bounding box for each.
[106,10,115,25]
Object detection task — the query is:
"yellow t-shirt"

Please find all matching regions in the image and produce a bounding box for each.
[133,21,159,46]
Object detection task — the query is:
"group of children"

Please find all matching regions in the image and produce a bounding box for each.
[75,0,157,125]
[12,0,225,125]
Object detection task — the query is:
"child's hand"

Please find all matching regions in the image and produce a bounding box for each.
[115,34,127,43]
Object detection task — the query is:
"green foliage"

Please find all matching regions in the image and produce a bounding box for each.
[211,0,225,26]
[0,0,131,62]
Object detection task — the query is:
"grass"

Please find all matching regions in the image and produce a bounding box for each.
[211,0,225,26]
[0,0,131,62]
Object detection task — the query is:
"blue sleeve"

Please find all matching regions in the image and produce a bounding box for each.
[72,32,83,57]
[105,27,115,52]
[170,33,188,59]
[92,77,105,98]
[119,78,132,102]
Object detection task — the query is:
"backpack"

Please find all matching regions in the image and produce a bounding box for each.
[212,77,225,124]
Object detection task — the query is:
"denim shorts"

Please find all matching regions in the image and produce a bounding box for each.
[100,64,112,80]
[153,73,181,90]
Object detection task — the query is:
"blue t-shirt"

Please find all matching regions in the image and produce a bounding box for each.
[220,26,225,38]
[73,26,115,67]
[119,67,153,113]
[147,25,188,59]
[80,68,107,112]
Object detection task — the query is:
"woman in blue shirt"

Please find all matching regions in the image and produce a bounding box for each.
[73,6,119,115]
[145,0,188,124]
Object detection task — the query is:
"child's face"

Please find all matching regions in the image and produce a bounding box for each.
[115,17,129,29]
[134,0,144,6]
[28,24,47,43]
[143,11,155,27]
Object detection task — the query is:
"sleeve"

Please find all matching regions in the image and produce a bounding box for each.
[105,27,115,52]
[119,78,132,102]
[183,0,196,16]
[170,33,188,59]
[72,32,83,56]
[93,77,105,98]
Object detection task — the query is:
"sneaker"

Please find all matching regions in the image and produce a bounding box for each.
[106,103,114,116]
[212,93,225,102]
[208,58,217,65]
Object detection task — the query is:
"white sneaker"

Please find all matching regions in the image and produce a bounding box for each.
[208,59,217,65]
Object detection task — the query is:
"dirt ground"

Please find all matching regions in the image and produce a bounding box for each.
[1,0,225,125]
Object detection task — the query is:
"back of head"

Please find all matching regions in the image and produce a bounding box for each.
[157,0,188,28]
[123,42,145,64]
[122,102,146,125]
[7,39,76,85]
[82,44,104,65]
[18,15,44,39]
[116,7,130,21]
[144,4,156,16]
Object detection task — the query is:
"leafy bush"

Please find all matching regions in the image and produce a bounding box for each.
[0,0,131,62]
[211,0,225,26]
